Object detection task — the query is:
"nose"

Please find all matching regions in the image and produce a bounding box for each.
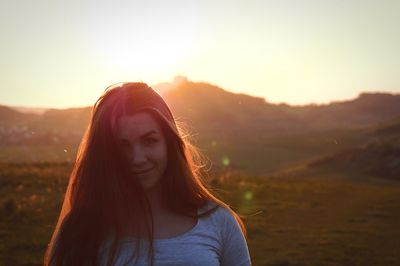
[130,145,147,166]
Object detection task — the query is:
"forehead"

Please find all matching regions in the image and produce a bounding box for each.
[115,112,162,139]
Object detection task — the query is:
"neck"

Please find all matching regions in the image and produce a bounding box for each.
[124,185,167,238]
[145,184,167,215]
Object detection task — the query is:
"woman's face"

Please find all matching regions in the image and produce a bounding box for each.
[115,112,168,192]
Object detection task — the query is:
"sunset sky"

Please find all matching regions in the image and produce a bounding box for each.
[1,0,399,108]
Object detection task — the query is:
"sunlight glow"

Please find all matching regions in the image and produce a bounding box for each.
[0,1,399,108]
[244,191,253,201]
[85,3,199,77]
[222,156,230,166]
[95,31,193,73]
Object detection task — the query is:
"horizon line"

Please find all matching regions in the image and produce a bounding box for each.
[1,89,399,111]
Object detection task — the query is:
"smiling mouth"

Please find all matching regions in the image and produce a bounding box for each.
[132,167,154,175]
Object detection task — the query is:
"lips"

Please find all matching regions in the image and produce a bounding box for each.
[132,167,154,175]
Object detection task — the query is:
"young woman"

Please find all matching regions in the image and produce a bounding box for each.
[45,82,251,266]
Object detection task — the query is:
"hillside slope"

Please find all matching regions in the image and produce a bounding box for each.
[307,116,400,180]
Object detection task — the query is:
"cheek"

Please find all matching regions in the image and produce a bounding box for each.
[120,148,132,162]
[154,143,168,164]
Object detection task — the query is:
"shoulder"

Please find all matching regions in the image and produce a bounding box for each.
[199,201,233,219]
[202,202,251,265]
[205,204,251,265]
[199,201,242,237]
[211,204,237,224]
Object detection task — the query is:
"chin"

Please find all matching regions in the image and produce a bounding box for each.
[142,180,162,192]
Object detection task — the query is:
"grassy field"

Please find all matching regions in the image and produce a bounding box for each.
[0,162,399,265]
[0,126,369,176]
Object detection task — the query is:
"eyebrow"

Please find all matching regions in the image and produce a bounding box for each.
[119,130,158,141]
[141,130,158,138]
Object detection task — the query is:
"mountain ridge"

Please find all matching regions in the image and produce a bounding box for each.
[1,78,400,148]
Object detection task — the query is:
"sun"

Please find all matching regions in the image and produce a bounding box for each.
[91,27,195,75]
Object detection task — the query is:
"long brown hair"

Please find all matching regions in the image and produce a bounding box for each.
[44,82,246,266]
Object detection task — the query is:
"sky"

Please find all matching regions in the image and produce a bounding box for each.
[1,0,399,108]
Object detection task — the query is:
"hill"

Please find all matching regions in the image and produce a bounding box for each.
[163,80,400,137]
[2,79,400,138]
[0,78,400,176]
[306,116,400,181]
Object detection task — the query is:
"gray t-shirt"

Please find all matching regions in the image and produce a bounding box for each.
[100,202,251,265]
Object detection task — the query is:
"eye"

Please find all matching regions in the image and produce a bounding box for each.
[117,139,130,148]
[144,137,158,145]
